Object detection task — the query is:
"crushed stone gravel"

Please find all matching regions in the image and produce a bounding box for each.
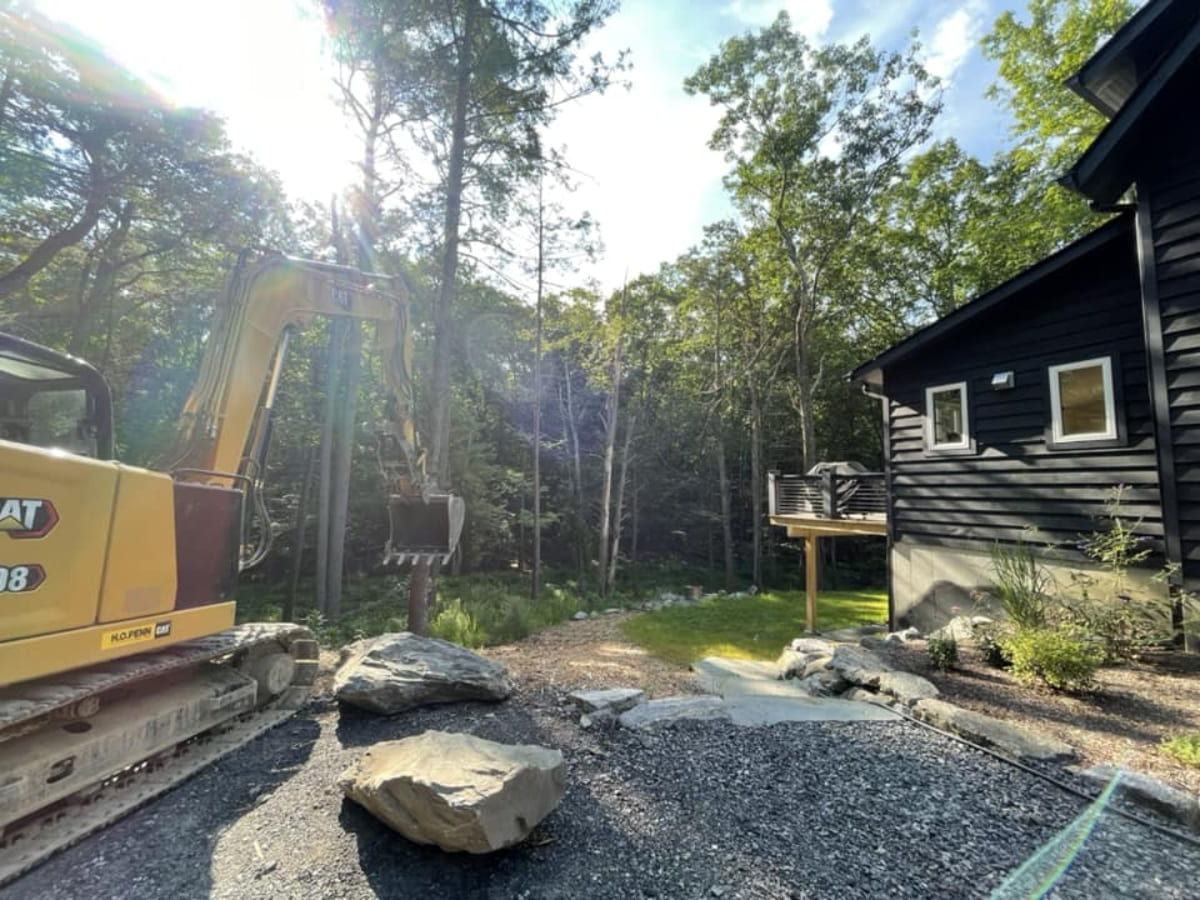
[8,681,1200,900]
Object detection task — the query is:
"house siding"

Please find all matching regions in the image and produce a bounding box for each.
[1143,126,1200,584]
[882,236,1163,555]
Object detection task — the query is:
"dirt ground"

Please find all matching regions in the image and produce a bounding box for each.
[874,638,1200,795]
[477,613,1200,795]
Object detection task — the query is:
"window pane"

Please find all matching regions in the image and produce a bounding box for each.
[1058,365,1108,436]
[933,388,963,445]
[27,389,95,456]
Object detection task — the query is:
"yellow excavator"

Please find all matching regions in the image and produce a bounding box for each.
[0,253,464,882]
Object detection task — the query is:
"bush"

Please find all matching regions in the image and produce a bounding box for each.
[429,598,486,648]
[1161,732,1200,768]
[927,635,958,671]
[1001,627,1102,691]
[988,536,1052,629]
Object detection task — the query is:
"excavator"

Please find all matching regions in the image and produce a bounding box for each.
[0,253,464,882]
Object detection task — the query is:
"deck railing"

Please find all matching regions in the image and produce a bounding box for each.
[768,470,887,521]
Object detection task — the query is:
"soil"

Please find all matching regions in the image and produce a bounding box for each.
[873,638,1200,795]
[483,612,702,698]
[481,613,1200,796]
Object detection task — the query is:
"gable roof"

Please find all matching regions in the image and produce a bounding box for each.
[1061,4,1200,205]
[848,214,1132,385]
[1066,0,1197,117]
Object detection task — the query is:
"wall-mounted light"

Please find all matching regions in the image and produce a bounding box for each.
[991,371,1015,390]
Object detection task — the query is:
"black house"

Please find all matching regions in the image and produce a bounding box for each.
[848,0,1200,632]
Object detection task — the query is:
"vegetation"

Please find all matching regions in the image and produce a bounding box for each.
[927,636,959,672]
[3,1,1151,645]
[1161,733,1200,768]
[1001,627,1103,692]
[987,536,1052,630]
[619,590,887,666]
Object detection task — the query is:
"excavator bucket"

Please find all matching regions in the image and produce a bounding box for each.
[385,493,465,566]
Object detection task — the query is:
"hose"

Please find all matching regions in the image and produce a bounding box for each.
[886,702,1200,849]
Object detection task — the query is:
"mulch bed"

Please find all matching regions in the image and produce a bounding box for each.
[873,639,1200,794]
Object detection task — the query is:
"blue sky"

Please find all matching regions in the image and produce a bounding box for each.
[35,0,1033,291]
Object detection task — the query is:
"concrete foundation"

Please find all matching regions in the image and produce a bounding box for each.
[890,540,1168,634]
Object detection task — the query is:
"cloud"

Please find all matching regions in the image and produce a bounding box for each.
[925,3,987,84]
[723,0,834,40]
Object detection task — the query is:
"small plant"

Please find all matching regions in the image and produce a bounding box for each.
[927,635,958,671]
[1161,732,1200,768]
[988,534,1052,629]
[429,598,486,648]
[972,620,1011,668]
[1001,627,1102,692]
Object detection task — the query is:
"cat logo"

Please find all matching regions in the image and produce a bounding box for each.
[0,498,58,539]
[154,621,172,638]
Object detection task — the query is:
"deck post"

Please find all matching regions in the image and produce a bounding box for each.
[805,531,818,633]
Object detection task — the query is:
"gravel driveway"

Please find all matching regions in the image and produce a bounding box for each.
[10,684,1200,899]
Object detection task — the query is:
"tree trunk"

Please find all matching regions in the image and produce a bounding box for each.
[749,382,764,588]
[596,334,622,599]
[316,318,344,618]
[793,315,817,471]
[285,443,317,622]
[531,178,544,600]
[558,366,587,593]
[716,432,735,593]
[410,0,476,633]
[607,410,635,593]
[630,460,640,601]
[326,319,362,619]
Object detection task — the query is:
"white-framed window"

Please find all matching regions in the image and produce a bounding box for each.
[925,381,970,451]
[1048,357,1117,443]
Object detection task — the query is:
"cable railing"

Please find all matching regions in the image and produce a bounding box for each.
[768,467,887,521]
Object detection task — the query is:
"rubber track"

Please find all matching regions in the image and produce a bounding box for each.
[0,623,315,735]
[0,687,309,887]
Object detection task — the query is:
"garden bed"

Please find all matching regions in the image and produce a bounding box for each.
[874,638,1200,794]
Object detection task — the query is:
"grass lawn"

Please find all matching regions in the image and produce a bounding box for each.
[620,589,888,666]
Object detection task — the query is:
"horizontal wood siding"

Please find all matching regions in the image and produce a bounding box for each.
[1147,137,1200,582]
[883,238,1162,555]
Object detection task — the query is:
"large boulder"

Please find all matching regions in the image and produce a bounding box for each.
[567,687,645,714]
[875,671,939,706]
[339,731,565,853]
[334,632,512,715]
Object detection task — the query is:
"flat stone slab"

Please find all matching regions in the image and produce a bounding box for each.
[693,657,813,696]
[566,688,645,714]
[618,696,730,729]
[912,698,1077,764]
[1079,765,1200,831]
[724,695,899,726]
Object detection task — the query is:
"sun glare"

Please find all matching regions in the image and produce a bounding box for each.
[33,0,359,203]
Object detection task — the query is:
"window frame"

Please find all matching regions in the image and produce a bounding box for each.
[924,380,972,454]
[1046,356,1121,449]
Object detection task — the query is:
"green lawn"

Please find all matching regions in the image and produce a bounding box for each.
[620,589,888,666]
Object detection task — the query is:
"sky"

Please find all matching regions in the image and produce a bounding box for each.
[34,0,1020,293]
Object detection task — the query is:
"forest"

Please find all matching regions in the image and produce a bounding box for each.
[0,0,1137,632]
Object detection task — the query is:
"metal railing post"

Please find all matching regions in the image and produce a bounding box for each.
[768,470,778,517]
[823,469,838,519]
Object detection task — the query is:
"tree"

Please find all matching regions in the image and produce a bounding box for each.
[322,0,623,631]
[981,0,1137,250]
[686,14,940,471]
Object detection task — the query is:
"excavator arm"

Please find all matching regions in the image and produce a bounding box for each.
[158,252,463,567]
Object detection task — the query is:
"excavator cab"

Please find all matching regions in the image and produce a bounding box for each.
[0,334,113,460]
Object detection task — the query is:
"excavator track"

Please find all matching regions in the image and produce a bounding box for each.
[0,623,318,886]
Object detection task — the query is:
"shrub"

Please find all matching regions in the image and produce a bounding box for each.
[1001,627,1102,691]
[988,536,1052,629]
[927,635,958,671]
[1161,732,1200,768]
[972,620,1011,669]
[429,598,486,648]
